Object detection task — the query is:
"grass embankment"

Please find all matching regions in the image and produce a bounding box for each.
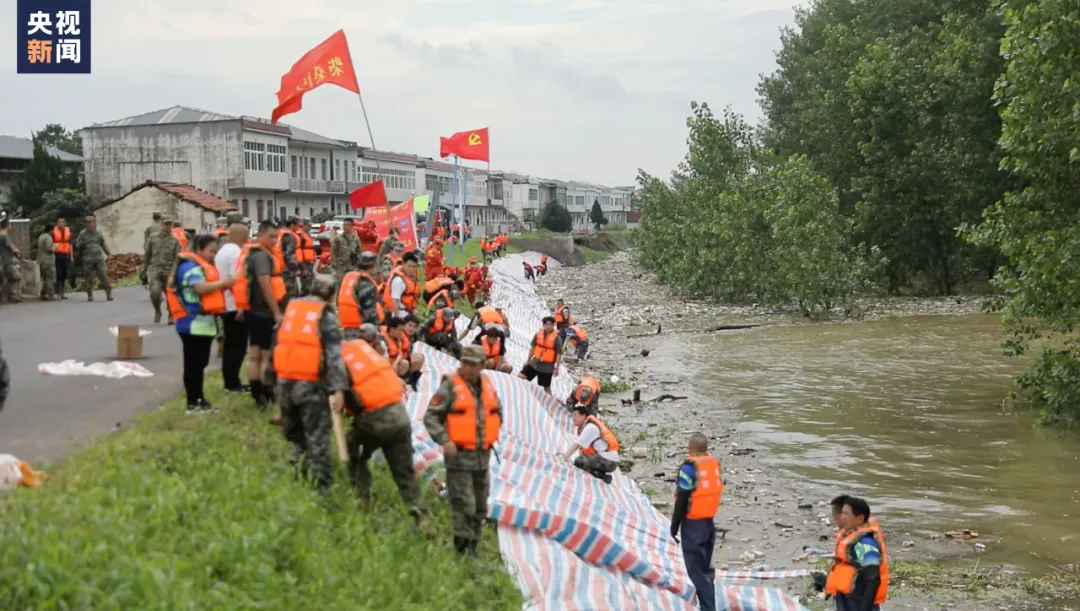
[0,374,524,610]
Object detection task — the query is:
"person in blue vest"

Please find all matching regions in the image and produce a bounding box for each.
[670,432,722,611]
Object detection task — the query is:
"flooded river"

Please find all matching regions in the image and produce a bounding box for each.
[689,314,1080,573]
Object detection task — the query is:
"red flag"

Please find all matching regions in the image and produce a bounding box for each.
[272,30,360,124]
[439,128,490,162]
[349,180,388,209]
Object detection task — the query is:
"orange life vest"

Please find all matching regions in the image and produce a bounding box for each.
[297,230,316,263]
[273,230,294,269]
[337,271,382,329]
[381,327,408,361]
[342,339,402,413]
[554,305,572,326]
[213,227,228,238]
[427,309,454,335]
[172,227,188,250]
[568,324,588,343]
[424,276,453,294]
[52,227,71,255]
[826,520,889,604]
[427,289,453,310]
[382,269,419,314]
[540,254,548,266]
[530,330,558,363]
[165,252,226,321]
[683,454,723,520]
[446,374,501,450]
[579,415,619,456]
[572,376,602,402]
[233,244,287,311]
[476,306,506,327]
[480,335,502,367]
[271,300,325,382]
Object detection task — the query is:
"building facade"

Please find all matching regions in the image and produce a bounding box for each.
[0,135,85,209]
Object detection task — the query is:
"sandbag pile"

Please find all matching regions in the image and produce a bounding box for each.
[106,254,143,282]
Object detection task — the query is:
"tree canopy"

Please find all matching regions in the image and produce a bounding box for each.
[539,201,572,233]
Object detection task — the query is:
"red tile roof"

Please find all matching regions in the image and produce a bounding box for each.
[147,181,237,213]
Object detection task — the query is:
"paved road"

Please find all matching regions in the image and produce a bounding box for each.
[0,286,199,463]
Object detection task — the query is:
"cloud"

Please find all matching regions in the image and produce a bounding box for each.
[0,0,797,186]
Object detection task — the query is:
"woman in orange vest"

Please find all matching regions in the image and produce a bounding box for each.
[562,405,620,484]
[472,324,512,373]
[826,497,888,611]
[52,218,73,298]
[670,432,723,611]
[518,316,561,395]
[166,234,233,413]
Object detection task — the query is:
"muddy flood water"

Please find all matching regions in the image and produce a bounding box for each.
[687,313,1080,574]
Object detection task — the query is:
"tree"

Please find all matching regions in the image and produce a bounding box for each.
[589,199,607,230]
[34,123,82,156]
[539,201,572,233]
[29,189,93,251]
[9,137,79,218]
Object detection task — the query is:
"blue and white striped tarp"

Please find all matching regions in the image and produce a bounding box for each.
[401,253,810,611]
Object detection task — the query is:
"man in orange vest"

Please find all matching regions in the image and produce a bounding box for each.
[518,316,562,395]
[264,273,350,492]
[297,218,317,295]
[419,307,463,359]
[670,432,722,611]
[278,216,303,302]
[562,405,620,484]
[564,323,589,360]
[424,344,503,555]
[566,375,601,415]
[826,496,888,611]
[338,324,426,521]
[53,217,74,298]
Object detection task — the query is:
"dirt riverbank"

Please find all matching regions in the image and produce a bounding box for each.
[530,250,1077,610]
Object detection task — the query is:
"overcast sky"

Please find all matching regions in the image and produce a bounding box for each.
[0,0,798,186]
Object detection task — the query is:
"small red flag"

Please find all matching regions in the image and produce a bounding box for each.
[349,180,388,209]
[272,30,360,124]
[439,128,490,162]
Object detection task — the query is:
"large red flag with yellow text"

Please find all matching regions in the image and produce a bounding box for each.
[439,128,490,162]
[272,30,360,124]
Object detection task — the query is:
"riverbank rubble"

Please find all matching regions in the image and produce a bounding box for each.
[535,250,1078,611]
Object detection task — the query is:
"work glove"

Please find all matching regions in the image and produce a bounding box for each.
[811,571,827,592]
[669,524,679,543]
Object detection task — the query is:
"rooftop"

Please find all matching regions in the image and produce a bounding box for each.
[0,135,84,162]
[134,180,237,213]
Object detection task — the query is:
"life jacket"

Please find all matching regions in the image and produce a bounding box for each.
[213,227,228,238]
[172,227,188,250]
[568,324,588,343]
[52,227,72,255]
[572,376,602,402]
[233,244,287,311]
[427,289,453,310]
[446,374,501,450]
[381,269,419,314]
[337,271,382,328]
[271,300,326,382]
[427,309,454,335]
[479,238,489,252]
[530,330,558,363]
[540,255,548,266]
[476,306,506,327]
[682,454,723,520]
[273,230,294,269]
[579,415,619,456]
[480,335,502,367]
[424,276,454,294]
[554,306,572,326]
[165,252,227,321]
[381,327,407,361]
[826,520,889,604]
[297,230,316,263]
[342,339,402,414]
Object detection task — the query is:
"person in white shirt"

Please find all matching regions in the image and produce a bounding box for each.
[387,251,420,318]
[562,404,621,484]
[214,223,249,392]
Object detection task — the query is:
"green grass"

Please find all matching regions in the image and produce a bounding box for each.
[579,247,611,263]
[439,238,520,267]
[0,374,524,610]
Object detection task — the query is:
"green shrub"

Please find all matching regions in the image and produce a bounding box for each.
[0,375,524,610]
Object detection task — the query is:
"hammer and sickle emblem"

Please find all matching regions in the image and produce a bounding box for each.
[468,133,482,146]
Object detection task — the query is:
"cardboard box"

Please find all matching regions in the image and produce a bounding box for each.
[116,325,144,360]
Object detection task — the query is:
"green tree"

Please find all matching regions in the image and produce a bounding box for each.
[589,199,607,230]
[965,0,1080,424]
[9,137,79,218]
[34,123,82,156]
[539,201,572,233]
[29,188,94,253]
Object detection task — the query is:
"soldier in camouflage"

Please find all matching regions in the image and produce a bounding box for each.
[350,251,383,339]
[75,216,112,302]
[424,345,503,555]
[280,216,302,301]
[380,240,404,279]
[143,211,162,251]
[144,218,181,323]
[36,221,57,301]
[330,218,361,280]
[340,323,426,519]
[263,274,349,491]
[0,217,20,304]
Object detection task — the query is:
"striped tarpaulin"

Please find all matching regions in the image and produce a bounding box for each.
[399,253,810,611]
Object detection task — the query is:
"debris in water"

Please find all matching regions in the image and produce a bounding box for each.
[944,529,979,539]
[902,540,915,548]
[797,502,814,510]
[730,447,757,456]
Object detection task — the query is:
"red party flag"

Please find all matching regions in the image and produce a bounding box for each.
[349,180,388,209]
[439,128,490,162]
[272,30,360,124]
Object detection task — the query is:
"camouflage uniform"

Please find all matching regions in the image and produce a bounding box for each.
[75,219,112,299]
[424,353,502,552]
[143,214,161,251]
[0,338,8,414]
[330,232,361,280]
[344,382,422,512]
[420,309,463,359]
[280,229,301,301]
[144,224,181,319]
[0,231,19,302]
[263,298,349,491]
[36,231,57,299]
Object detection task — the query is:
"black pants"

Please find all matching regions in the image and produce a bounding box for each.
[681,518,716,611]
[180,334,214,405]
[55,254,70,293]
[221,312,248,389]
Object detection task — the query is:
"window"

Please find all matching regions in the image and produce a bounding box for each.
[529,188,538,201]
[295,206,300,215]
[321,159,328,181]
[309,158,316,180]
[243,141,266,171]
[361,166,416,190]
[575,196,584,206]
[334,159,341,180]
[265,144,286,173]
[291,155,298,178]
[601,195,611,207]
[241,199,249,217]
[310,207,315,217]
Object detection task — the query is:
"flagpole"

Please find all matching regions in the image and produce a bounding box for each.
[458,159,466,251]
[448,155,460,265]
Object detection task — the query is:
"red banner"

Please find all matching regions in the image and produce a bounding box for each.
[364,200,419,252]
